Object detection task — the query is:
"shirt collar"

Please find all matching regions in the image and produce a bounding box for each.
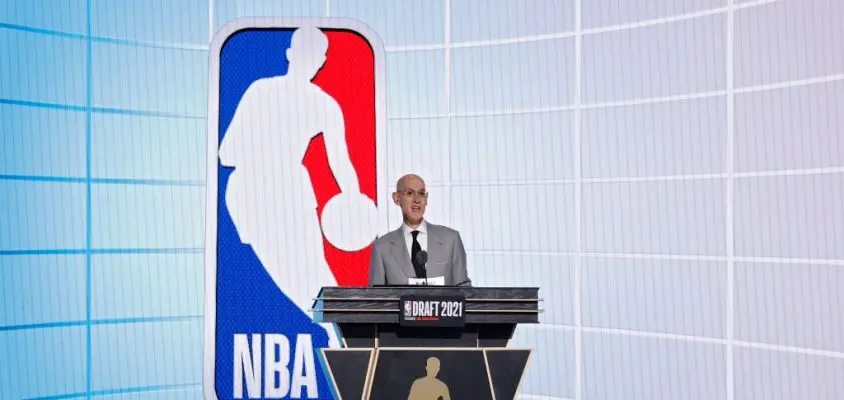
[402,219,427,236]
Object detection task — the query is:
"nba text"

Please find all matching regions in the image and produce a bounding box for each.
[233,333,319,399]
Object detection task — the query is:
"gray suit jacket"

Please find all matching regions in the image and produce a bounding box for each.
[368,223,471,286]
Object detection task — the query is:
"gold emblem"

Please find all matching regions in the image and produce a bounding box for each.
[407,356,451,400]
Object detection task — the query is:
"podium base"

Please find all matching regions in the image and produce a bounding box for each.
[322,347,531,400]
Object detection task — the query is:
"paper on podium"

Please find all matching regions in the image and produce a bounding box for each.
[407,276,445,286]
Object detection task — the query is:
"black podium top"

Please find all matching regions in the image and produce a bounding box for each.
[312,286,540,324]
[311,286,541,348]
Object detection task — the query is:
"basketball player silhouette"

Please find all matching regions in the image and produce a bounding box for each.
[219,26,378,348]
[407,357,451,400]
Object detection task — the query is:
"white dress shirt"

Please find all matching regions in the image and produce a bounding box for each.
[402,220,428,259]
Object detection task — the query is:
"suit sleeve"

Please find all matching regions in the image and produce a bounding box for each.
[452,232,471,287]
[368,243,386,286]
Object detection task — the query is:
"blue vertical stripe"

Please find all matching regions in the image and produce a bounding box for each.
[85,0,93,398]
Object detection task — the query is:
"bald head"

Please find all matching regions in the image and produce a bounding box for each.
[392,174,428,228]
[396,174,425,192]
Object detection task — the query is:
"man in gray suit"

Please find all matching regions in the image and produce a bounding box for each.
[368,174,471,286]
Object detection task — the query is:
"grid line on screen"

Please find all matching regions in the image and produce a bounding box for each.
[0,0,829,123]
[88,107,206,120]
[470,251,844,267]
[87,178,204,186]
[0,0,779,55]
[1,65,835,125]
[0,98,87,112]
[2,247,842,267]
[387,72,843,119]
[209,0,216,42]
[445,0,453,226]
[0,22,87,40]
[0,22,206,52]
[736,340,844,360]
[527,324,844,361]
[383,0,777,54]
[733,256,844,267]
[90,36,207,51]
[0,248,203,257]
[27,383,202,400]
[736,73,844,93]
[0,175,205,187]
[726,1,737,399]
[573,0,584,399]
[373,166,844,187]
[0,315,203,333]
[84,0,94,397]
[579,0,776,36]
[0,97,206,119]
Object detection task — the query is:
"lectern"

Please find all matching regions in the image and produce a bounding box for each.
[312,286,540,400]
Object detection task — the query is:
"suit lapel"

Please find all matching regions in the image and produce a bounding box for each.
[426,223,445,263]
[388,229,416,279]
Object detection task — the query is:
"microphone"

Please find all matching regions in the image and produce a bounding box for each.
[415,250,428,279]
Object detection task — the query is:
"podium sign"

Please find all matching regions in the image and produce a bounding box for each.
[314,286,540,399]
[399,294,466,327]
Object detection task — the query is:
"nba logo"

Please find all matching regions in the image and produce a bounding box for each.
[204,18,388,399]
[405,300,413,316]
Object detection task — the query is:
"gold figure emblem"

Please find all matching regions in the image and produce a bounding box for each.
[407,356,451,400]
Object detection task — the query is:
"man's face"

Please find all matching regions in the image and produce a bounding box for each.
[393,176,427,224]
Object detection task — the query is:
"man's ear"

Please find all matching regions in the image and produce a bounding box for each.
[392,192,400,205]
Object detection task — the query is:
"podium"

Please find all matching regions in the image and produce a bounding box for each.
[312,286,540,400]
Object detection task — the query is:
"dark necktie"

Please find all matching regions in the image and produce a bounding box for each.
[410,230,426,278]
